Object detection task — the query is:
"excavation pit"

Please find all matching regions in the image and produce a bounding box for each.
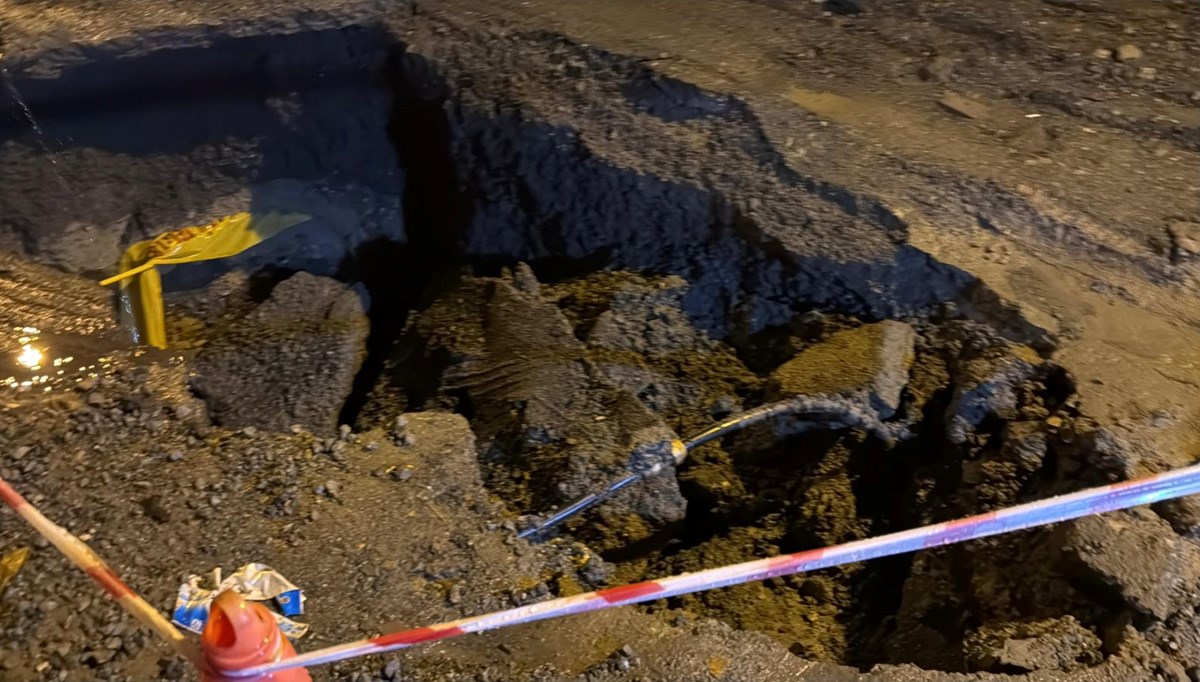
[3,4,1200,682]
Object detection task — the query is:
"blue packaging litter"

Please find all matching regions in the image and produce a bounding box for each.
[172,563,308,639]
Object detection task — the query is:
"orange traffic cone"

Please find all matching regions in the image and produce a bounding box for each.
[200,590,312,682]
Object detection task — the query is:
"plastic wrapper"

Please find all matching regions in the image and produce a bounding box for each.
[172,563,308,640]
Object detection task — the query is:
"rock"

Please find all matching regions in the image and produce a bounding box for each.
[1092,48,1113,60]
[1058,509,1200,620]
[1115,43,1143,62]
[1002,122,1052,154]
[1137,66,1157,80]
[918,56,956,82]
[823,0,864,15]
[83,648,116,665]
[189,272,370,434]
[709,396,739,419]
[138,496,170,524]
[792,310,826,338]
[944,343,1042,444]
[799,577,834,602]
[510,262,540,294]
[768,320,915,419]
[1154,496,1200,539]
[938,93,992,121]
[965,616,1102,672]
[414,276,687,548]
[41,219,127,274]
[586,276,709,355]
[1168,220,1200,263]
[159,658,186,680]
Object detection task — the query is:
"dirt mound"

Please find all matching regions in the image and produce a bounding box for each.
[350,264,1194,677]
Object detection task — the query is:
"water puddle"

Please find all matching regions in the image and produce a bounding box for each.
[0,325,135,395]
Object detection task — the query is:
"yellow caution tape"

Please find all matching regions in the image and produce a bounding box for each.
[101,212,309,349]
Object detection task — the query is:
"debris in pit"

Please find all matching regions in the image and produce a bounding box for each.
[943,338,1046,445]
[555,273,756,415]
[1167,220,1200,264]
[188,272,369,434]
[101,212,309,348]
[514,296,915,539]
[410,271,689,551]
[239,462,1200,677]
[964,616,1103,673]
[1153,495,1200,539]
[1114,44,1144,63]
[938,93,993,121]
[1057,508,1200,621]
[766,320,915,420]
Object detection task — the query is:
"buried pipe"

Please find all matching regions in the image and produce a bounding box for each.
[518,396,911,539]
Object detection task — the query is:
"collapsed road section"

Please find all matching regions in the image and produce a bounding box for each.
[2,1,1200,681]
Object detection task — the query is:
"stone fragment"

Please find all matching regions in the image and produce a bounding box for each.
[1058,509,1200,620]
[769,321,915,419]
[944,343,1042,444]
[939,93,992,121]
[1168,220,1200,262]
[190,272,369,434]
[965,616,1102,672]
[1115,44,1143,62]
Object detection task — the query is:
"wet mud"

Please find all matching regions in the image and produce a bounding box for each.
[363,264,1112,675]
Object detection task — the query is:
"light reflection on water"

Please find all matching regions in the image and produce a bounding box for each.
[16,343,42,370]
[2,325,119,394]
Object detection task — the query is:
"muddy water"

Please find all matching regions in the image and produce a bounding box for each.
[0,255,161,399]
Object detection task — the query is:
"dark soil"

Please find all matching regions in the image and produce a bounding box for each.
[377,265,1112,674]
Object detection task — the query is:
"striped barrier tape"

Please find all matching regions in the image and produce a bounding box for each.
[0,476,201,666]
[232,460,1200,678]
